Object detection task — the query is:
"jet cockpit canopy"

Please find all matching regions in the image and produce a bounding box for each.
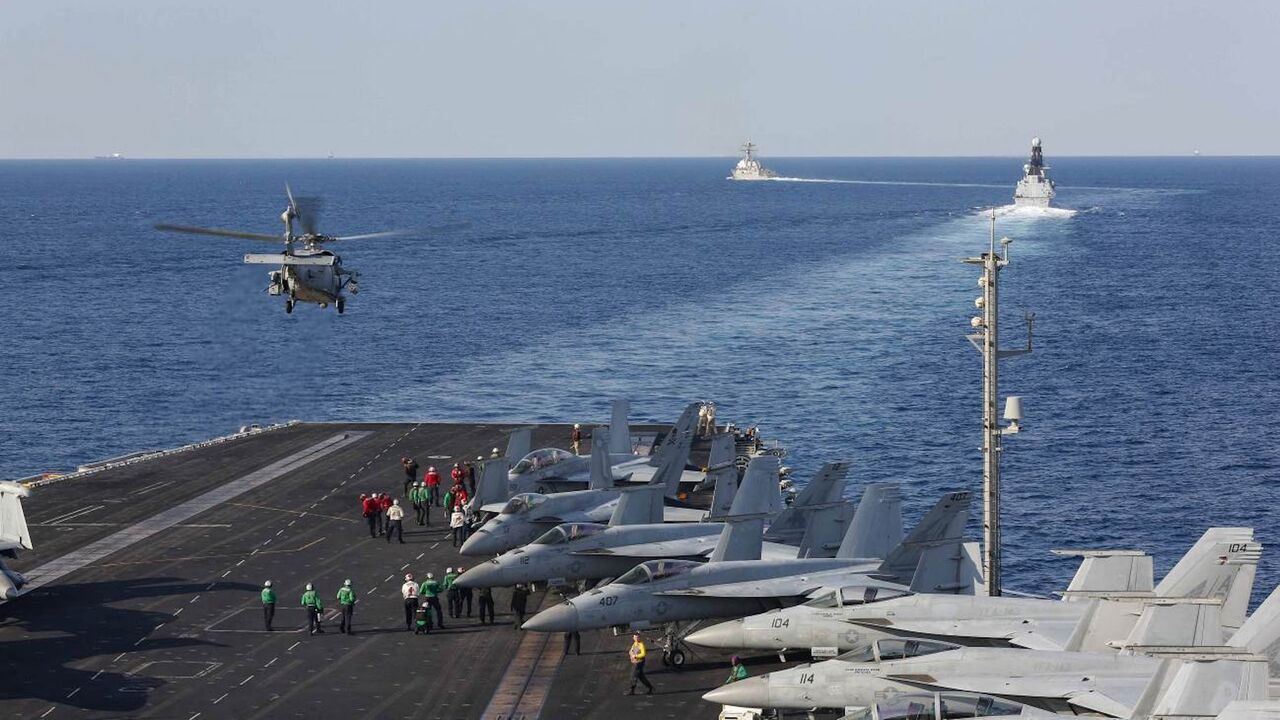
[500,493,549,515]
[615,559,701,585]
[852,691,1022,720]
[532,523,609,545]
[512,448,576,475]
[802,583,912,609]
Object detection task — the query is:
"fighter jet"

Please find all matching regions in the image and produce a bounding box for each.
[457,451,833,590]
[702,580,1280,717]
[520,488,979,637]
[687,528,1261,657]
[460,425,699,557]
[0,481,32,600]
[506,401,710,494]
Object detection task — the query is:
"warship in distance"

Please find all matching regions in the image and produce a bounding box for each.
[728,141,777,181]
[1013,137,1055,207]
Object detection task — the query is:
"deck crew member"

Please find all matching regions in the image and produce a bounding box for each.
[302,583,324,635]
[463,460,476,494]
[337,579,356,634]
[510,583,530,629]
[377,493,393,535]
[570,423,583,454]
[450,462,465,489]
[490,447,500,459]
[261,580,276,631]
[411,481,429,525]
[449,507,466,547]
[420,572,445,629]
[725,656,747,684]
[401,573,420,631]
[401,456,419,497]
[386,499,406,544]
[626,633,654,695]
[477,586,495,625]
[361,494,379,538]
[564,630,581,656]
[457,567,473,617]
[425,466,441,507]
[443,567,461,618]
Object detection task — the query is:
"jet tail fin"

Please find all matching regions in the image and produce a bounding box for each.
[609,485,664,526]
[764,462,850,545]
[505,428,532,469]
[648,419,696,499]
[836,483,903,560]
[1051,549,1153,596]
[470,456,510,511]
[871,491,970,582]
[1132,658,1270,720]
[1228,584,1280,679]
[648,402,701,470]
[1155,528,1261,630]
[588,428,614,491]
[1120,598,1227,653]
[0,482,33,553]
[709,517,765,563]
[607,400,631,456]
[909,540,984,595]
[726,456,783,517]
[705,434,739,520]
[795,503,855,559]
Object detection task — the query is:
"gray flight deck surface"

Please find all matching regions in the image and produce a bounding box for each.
[0,422,782,720]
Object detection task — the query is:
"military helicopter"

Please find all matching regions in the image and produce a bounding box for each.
[156,186,398,313]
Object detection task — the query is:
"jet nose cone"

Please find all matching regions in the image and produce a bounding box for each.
[522,601,579,633]
[702,677,770,707]
[686,619,745,649]
[459,529,499,557]
[455,562,500,588]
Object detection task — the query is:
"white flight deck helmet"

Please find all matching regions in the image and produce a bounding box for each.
[263,580,272,587]
[574,423,581,428]
[393,499,400,506]
[344,579,352,587]
[429,466,436,472]
[446,567,453,574]
[491,447,500,456]
[426,572,434,579]
[305,583,313,591]
[405,573,414,581]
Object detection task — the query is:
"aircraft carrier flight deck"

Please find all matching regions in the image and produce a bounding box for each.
[0,422,788,720]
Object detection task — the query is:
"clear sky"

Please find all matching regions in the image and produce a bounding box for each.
[2,1,1277,158]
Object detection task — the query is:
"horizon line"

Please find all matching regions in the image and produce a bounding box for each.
[0,153,1273,162]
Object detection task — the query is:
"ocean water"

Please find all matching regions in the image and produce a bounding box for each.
[3,156,1278,596]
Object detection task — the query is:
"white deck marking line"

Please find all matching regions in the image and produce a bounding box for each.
[17,432,372,594]
[173,607,183,615]
[189,713,202,720]
[415,553,424,560]
[213,692,228,704]
[235,560,245,566]
[91,670,104,680]
[66,687,80,699]
[262,539,271,545]
[288,641,301,651]
[431,542,440,549]
[131,480,172,495]
[400,563,409,570]
[383,574,394,582]
[40,707,54,718]
[154,623,166,632]
[365,588,375,595]
[239,674,254,686]
[275,529,284,536]
[287,520,296,526]
[113,653,127,662]
[45,505,107,525]
[133,638,145,646]
[264,657,278,668]
[206,582,216,589]
[221,571,231,578]
[190,595,200,603]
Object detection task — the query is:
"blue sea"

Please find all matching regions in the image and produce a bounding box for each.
[3,156,1278,596]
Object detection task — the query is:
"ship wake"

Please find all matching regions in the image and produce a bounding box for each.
[986,204,1078,219]
[768,176,1007,189]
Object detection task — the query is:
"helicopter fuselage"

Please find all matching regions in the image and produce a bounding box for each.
[244,247,357,313]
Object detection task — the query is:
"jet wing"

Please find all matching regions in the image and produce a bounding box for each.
[845,617,1079,651]
[883,671,1147,716]
[480,502,507,514]
[656,575,842,599]
[571,537,718,559]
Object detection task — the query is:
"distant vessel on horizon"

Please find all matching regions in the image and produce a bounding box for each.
[728,141,777,181]
[93,153,126,160]
[1013,137,1055,207]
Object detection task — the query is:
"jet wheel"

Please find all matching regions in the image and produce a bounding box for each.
[669,648,686,668]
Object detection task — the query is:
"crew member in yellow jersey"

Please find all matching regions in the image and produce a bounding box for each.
[626,632,654,695]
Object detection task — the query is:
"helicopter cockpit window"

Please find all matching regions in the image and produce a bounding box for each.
[512,448,575,475]
[803,590,840,608]
[499,493,547,515]
[841,585,911,606]
[616,559,700,585]
[531,523,608,545]
[875,638,959,662]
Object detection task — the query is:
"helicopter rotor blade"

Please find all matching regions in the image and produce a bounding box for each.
[329,230,409,241]
[154,224,282,242]
[285,183,298,215]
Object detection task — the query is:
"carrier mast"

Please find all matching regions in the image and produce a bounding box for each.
[962,211,1033,596]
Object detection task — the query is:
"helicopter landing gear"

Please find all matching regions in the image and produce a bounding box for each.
[336,298,345,314]
[285,299,294,314]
